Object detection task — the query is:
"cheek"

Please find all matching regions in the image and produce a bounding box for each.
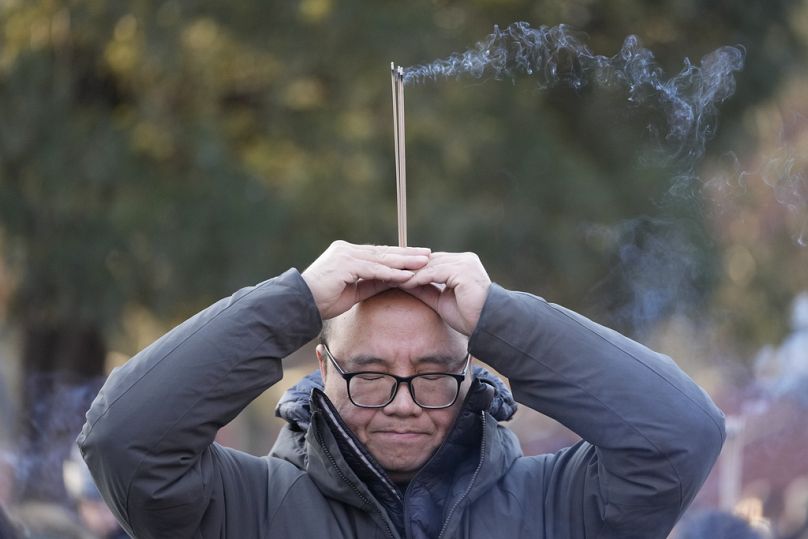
[323,378,376,441]
[323,373,347,401]
[336,406,377,443]
[430,408,461,434]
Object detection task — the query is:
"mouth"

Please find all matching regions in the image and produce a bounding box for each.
[373,430,430,440]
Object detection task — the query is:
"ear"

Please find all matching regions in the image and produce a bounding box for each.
[316,344,328,382]
[463,355,476,390]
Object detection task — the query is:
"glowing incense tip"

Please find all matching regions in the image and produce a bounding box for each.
[391,62,407,247]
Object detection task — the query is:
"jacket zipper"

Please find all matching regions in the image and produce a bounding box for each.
[315,426,397,539]
[318,393,403,505]
[437,412,487,539]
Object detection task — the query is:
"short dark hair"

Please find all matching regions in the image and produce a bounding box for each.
[319,318,333,347]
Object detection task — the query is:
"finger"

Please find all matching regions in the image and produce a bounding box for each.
[349,245,431,270]
[397,253,471,277]
[351,244,432,257]
[351,251,430,270]
[351,262,416,283]
[353,279,394,303]
[399,263,457,288]
[404,252,489,287]
[400,284,442,311]
[414,251,459,263]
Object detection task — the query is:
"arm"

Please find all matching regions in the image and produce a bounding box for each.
[78,242,431,538]
[403,255,725,538]
[474,286,725,538]
[77,269,322,538]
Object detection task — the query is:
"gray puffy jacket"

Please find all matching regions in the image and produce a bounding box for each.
[77,269,725,538]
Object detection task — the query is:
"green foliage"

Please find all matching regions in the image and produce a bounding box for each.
[0,0,805,353]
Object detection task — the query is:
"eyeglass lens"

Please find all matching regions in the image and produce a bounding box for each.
[349,373,459,408]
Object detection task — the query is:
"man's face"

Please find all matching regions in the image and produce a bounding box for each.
[317,290,471,483]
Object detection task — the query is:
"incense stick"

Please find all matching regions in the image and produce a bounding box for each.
[391,63,407,247]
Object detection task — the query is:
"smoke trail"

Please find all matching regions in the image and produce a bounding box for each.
[403,22,744,162]
[701,148,808,246]
[585,217,709,336]
[13,372,103,502]
[761,151,808,247]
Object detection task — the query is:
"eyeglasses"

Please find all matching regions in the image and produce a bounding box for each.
[322,344,470,409]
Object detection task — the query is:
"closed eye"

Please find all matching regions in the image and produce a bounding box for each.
[356,373,387,381]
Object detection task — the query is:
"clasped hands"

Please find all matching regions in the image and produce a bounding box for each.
[301,241,491,337]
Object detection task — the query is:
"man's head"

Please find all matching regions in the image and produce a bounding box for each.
[316,289,472,483]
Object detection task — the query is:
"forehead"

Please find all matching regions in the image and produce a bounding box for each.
[341,351,468,371]
[326,290,468,367]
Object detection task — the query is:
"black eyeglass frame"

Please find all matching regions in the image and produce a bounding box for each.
[322,344,471,409]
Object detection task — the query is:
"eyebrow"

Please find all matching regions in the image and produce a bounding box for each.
[345,355,389,369]
[345,354,467,371]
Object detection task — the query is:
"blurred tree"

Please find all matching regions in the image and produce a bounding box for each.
[0,1,294,500]
[0,0,804,502]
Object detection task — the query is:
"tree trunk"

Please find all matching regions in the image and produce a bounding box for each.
[15,323,105,503]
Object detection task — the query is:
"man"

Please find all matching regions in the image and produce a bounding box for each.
[78,241,725,538]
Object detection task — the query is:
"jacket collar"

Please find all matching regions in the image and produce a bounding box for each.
[271,366,521,538]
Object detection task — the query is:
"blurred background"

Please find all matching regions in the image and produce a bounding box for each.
[0,0,806,537]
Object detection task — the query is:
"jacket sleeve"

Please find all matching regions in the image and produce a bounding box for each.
[76,269,322,539]
[469,284,725,539]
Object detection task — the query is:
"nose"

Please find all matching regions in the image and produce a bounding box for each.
[382,381,422,417]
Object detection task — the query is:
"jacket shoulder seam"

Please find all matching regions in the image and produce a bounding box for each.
[477,325,688,510]
[513,291,725,439]
[267,472,310,526]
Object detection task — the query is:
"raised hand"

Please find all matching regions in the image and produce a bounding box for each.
[301,241,431,319]
[400,252,491,336]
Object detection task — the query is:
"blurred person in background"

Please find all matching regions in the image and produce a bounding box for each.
[63,447,127,539]
[0,503,21,539]
[11,500,93,539]
[784,521,808,539]
[0,359,14,509]
[783,520,808,539]
[0,372,10,446]
[78,241,725,538]
[0,451,13,512]
[677,510,768,539]
[781,476,808,539]
[756,291,808,404]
